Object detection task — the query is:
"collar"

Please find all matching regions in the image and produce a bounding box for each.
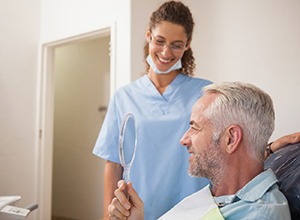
[141,73,187,92]
[235,169,277,202]
[214,169,277,206]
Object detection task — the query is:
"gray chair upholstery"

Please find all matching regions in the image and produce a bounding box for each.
[264,142,300,220]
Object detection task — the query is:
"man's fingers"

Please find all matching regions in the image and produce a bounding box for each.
[115,182,131,210]
[109,181,144,219]
[118,180,126,188]
[127,182,144,209]
[108,198,130,219]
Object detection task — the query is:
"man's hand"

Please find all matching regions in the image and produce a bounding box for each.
[108,180,144,220]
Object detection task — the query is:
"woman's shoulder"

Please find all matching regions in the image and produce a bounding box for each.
[114,75,146,95]
[183,74,213,87]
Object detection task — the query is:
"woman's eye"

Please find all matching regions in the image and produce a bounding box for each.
[171,44,183,50]
[155,39,165,45]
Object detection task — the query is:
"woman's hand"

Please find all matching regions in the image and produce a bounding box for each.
[265,132,300,159]
[271,132,300,152]
[108,180,144,220]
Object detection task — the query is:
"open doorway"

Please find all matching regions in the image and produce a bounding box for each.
[38,27,115,220]
[52,36,109,220]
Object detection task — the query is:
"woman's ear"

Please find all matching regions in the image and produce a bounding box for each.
[224,125,243,154]
[185,37,192,51]
[146,30,151,42]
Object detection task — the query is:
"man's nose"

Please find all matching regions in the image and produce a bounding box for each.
[180,131,191,147]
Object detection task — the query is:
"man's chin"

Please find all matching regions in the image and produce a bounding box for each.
[188,167,198,177]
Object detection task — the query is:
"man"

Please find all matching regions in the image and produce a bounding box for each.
[108,82,291,220]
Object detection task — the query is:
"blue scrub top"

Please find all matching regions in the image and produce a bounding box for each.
[93,73,212,219]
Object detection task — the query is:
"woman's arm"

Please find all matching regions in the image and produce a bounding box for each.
[103,160,123,220]
[265,132,300,159]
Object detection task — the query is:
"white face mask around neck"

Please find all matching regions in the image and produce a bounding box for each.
[146,55,182,74]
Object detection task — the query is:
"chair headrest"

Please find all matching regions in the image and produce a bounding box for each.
[264,142,300,220]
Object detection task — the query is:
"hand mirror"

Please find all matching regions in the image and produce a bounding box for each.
[118,113,137,182]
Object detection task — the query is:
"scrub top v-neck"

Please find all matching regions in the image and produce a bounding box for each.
[93,73,212,220]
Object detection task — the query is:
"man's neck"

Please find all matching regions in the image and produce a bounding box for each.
[211,164,263,197]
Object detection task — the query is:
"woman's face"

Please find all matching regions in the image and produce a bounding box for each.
[147,21,190,73]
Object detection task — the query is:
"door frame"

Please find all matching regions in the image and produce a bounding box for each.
[36,25,116,220]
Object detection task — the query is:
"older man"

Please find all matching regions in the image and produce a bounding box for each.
[109,82,291,220]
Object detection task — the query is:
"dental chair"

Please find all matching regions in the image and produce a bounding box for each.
[0,196,38,219]
[264,142,300,220]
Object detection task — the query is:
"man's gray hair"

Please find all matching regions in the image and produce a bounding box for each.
[202,82,275,162]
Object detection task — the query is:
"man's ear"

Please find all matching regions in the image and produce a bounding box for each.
[224,125,243,154]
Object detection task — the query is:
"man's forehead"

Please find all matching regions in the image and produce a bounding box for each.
[190,93,215,120]
[190,102,206,123]
[192,93,213,112]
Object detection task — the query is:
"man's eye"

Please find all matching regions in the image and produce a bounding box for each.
[191,126,202,132]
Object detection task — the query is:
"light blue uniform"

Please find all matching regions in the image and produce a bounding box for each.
[215,169,291,220]
[93,73,212,219]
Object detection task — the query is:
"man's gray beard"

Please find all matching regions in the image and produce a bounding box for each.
[188,143,225,186]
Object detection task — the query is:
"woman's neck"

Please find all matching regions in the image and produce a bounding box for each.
[147,69,179,94]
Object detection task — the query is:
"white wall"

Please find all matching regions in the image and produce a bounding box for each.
[187,0,300,140]
[131,0,300,140]
[0,1,41,220]
[40,0,132,90]
[131,0,158,79]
